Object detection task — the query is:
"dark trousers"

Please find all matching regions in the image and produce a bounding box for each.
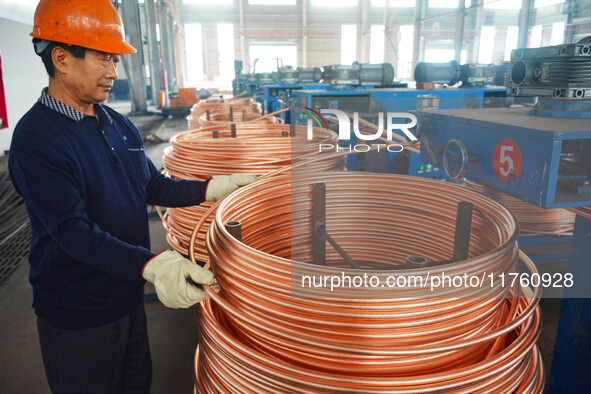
[37,302,152,394]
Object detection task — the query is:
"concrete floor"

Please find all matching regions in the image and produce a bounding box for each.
[0,100,566,393]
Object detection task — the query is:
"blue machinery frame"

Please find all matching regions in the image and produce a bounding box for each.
[292,86,508,177]
[416,106,591,392]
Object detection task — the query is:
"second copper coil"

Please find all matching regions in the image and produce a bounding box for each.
[463,179,575,237]
[160,124,346,259]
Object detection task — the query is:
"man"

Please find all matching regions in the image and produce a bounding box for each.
[8,1,255,392]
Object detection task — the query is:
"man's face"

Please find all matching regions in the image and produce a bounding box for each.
[65,49,120,104]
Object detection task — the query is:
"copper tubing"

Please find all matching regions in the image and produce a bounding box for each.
[187,97,263,129]
[568,206,591,221]
[160,124,346,258]
[197,111,283,128]
[193,172,544,393]
[463,179,575,237]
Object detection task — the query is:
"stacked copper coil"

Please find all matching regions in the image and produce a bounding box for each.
[194,172,544,393]
[463,179,575,237]
[567,206,591,221]
[186,97,263,129]
[160,125,345,261]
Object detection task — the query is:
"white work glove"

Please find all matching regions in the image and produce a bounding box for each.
[142,250,214,309]
[205,174,257,202]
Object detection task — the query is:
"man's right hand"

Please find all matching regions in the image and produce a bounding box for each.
[142,250,214,308]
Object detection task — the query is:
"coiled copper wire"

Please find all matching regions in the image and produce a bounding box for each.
[567,206,591,221]
[187,97,264,129]
[463,179,575,237]
[197,111,284,128]
[159,124,345,260]
[193,172,544,393]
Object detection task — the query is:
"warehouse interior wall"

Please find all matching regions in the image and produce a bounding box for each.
[179,1,577,83]
[0,16,47,156]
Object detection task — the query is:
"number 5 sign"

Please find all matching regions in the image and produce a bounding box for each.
[493,139,522,183]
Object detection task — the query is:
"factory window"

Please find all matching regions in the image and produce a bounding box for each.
[397,25,414,81]
[424,49,467,63]
[551,21,565,45]
[185,23,204,81]
[504,26,519,61]
[249,45,297,73]
[341,25,358,65]
[530,25,543,48]
[183,0,233,4]
[535,0,564,7]
[217,24,236,81]
[312,0,358,6]
[428,0,471,8]
[478,26,496,64]
[371,0,416,6]
[370,25,385,64]
[248,0,296,4]
[483,0,521,9]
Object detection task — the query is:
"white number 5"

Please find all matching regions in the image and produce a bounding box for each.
[499,145,514,176]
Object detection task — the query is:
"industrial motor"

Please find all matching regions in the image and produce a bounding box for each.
[278,66,299,84]
[508,36,591,98]
[322,62,394,88]
[297,67,323,83]
[414,60,495,86]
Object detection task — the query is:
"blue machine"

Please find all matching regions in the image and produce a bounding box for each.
[262,83,409,123]
[417,104,591,209]
[263,83,329,123]
[292,86,508,176]
[416,98,591,392]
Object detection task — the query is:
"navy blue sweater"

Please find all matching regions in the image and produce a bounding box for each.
[9,94,209,329]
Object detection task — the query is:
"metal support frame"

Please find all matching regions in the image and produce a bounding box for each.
[517,0,535,49]
[412,0,426,74]
[120,0,148,115]
[548,215,591,391]
[312,183,360,269]
[144,0,162,106]
[454,1,466,63]
[160,1,176,92]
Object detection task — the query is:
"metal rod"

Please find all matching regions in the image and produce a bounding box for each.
[323,231,360,269]
[452,201,473,262]
[230,107,234,121]
[213,130,219,138]
[406,255,428,269]
[312,183,326,266]
[206,109,210,120]
[231,123,237,138]
[243,109,247,121]
[225,220,242,242]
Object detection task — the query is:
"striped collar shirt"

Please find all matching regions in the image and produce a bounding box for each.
[38,88,113,124]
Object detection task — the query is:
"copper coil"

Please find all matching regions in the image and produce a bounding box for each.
[463,179,575,237]
[567,206,591,221]
[187,97,263,129]
[197,111,284,128]
[193,172,544,393]
[157,202,214,261]
[160,124,345,258]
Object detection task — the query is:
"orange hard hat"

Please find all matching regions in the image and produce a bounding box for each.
[30,0,136,55]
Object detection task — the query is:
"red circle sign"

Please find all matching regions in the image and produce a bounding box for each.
[493,139,522,183]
